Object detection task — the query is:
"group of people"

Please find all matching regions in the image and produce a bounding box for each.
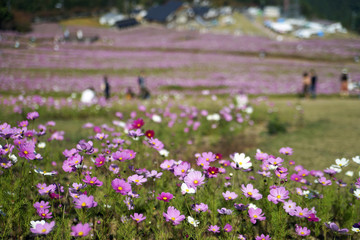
[301,69,317,98]
[301,68,352,98]
[80,73,151,104]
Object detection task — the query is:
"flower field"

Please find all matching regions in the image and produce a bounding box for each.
[1,22,360,239]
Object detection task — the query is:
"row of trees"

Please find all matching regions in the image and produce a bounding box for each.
[1,0,359,33]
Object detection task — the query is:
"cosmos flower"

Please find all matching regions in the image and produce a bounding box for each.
[71,222,91,237]
[224,223,233,232]
[193,203,208,212]
[157,192,174,202]
[181,183,196,194]
[30,220,55,235]
[248,207,266,224]
[255,234,271,240]
[184,171,205,189]
[241,184,262,200]
[267,186,289,204]
[324,222,349,234]
[187,216,199,227]
[295,224,310,236]
[82,175,103,187]
[163,206,185,225]
[222,191,238,200]
[208,225,220,233]
[128,174,147,185]
[232,153,252,170]
[74,195,98,209]
[111,178,132,195]
[130,213,146,223]
[279,147,293,155]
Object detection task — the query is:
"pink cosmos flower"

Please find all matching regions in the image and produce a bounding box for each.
[148,138,164,151]
[208,225,220,233]
[71,222,91,237]
[196,157,210,168]
[37,183,56,195]
[267,186,289,204]
[74,195,98,209]
[248,207,266,224]
[318,176,332,186]
[94,155,106,167]
[295,224,311,237]
[82,175,103,187]
[222,191,238,200]
[193,203,208,212]
[173,162,191,177]
[163,206,185,225]
[112,151,131,162]
[255,152,269,161]
[241,184,262,200]
[30,221,55,235]
[294,206,311,218]
[199,152,217,163]
[37,208,53,219]
[160,159,175,170]
[255,234,271,240]
[34,201,50,211]
[27,111,39,120]
[109,164,119,174]
[283,200,296,216]
[130,213,146,223]
[224,223,233,232]
[184,171,205,189]
[128,174,147,185]
[279,147,293,155]
[290,174,302,182]
[111,178,132,195]
[157,192,174,202]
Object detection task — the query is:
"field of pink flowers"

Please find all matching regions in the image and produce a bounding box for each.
[1,23,360,95]
[0,94,360,239]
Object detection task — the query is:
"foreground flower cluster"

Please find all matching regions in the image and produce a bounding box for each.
[0,107,359,239]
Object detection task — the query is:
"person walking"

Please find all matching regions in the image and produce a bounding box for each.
[340,68,349,97]
[101,75,110,100]
[302,72,311,98]
[310,69,317,99]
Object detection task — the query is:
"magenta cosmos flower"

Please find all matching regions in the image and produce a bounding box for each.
[111,178,132,195]
[33,201,50,211]
[295,224,310,237]
[94,155,106,167]
[27,111,39,120]
[163,206,185,225]
[318,176,332,186]
[255,234,271,240]
[71,222,91,237]
[30,220,55,235]
[222,191,238,201]
[37,208,53,219]
[208,225,220,233]
[74,195,98,209]
[132,118,144,129]
[248,207,266,224]
[130,213,146,223]
[157,192,174,202]
[184,171,205,189]
[241,184,262,200]
[224,223,233,232]
[267,186,289,204]
[82,175,103,187]
[279,147,293,155]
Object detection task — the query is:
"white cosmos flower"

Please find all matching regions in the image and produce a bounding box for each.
[206,113,220,121]
[181,183,196,194]
[34,169,56,176]
[352,156,360,164]
[335,158,349,167]
[232,153,252,170]
[329,165,342,173]
[159,149,169,157]
[187,216,199,227]
[245,106,253,114]
[37,142,46,148]
[30,220,45,229]
[345,171,354,177]
[352,227,360,233]
[152,114,162,123]
[9,154,17,163]
[354,189,360,199]
[248,203,258,209]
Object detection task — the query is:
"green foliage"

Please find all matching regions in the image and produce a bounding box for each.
[267,113,287,135]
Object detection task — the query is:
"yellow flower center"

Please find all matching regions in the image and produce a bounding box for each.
[42,213,46,216]
[186,189,189,192]
[42,229,46,233]
[253,215,257,218]
[90,181,94,184]
[206,158,209,161]
[274,162,277,164]
[171,217,175,221]
[119,157,123,160]
[194,180,198,184]
[75,161,78,164]
[40,206,43,208]
[82,202,86,207]
[228,196,232,199]
[302,174,306,176]
[163,197,167,200]
[322,181,325,184]
[181,169,185,173]
[135,179,139,182]
[299,212,303,216]
[136,218,139,221]
[78,231,83,236]
[118,187,123,190]
[2,163,5,166]
[277,195,281,199]
[24,151,28,154]
[248,192,252,196]
[167,165,170,168]
[301,232,304,235]
[211,171,215,174]
[100,161,103,164]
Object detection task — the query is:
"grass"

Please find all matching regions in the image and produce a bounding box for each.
[60,17,105,28]
[251,98,360,170]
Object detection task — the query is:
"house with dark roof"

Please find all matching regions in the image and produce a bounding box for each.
[145,0,185,23]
